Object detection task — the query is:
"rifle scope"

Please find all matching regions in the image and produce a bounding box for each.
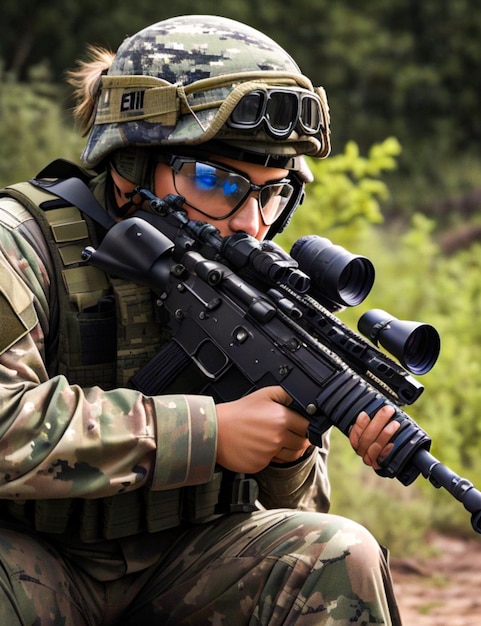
[358,308,441,375]
[290,235,375,310]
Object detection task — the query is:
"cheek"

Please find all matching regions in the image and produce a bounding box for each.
[252,224,270,241]
[153,164,176,198]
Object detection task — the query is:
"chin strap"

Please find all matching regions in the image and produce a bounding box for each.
[109,162,148,217]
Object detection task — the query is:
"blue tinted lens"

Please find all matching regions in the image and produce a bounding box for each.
[223,180,241,196]
[194,163,243,199]
[194,163,218,190]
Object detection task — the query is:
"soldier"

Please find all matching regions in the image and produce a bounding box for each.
[0,15,402,625]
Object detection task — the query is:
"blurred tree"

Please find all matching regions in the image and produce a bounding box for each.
[279,136,402,249]
[0,63,82,186]
[3,0,481,166]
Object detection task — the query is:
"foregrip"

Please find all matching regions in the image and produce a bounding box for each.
[306,368,431,486]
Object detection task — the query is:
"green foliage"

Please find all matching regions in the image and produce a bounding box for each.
[339,221,481,548]
[0,66,83,186]
[280,140,481,551]
[278,137,402,249]
[3,1,481,228]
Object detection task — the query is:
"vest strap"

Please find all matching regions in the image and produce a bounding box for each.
[31,170,115,231]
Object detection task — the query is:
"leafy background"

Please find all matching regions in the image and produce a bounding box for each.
[2,0,481,554]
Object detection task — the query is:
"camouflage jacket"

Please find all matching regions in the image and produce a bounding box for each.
[0,174,331,541]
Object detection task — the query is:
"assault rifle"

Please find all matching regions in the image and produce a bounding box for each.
[82,190,481,534]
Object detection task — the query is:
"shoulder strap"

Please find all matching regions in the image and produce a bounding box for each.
[30,159,115,231]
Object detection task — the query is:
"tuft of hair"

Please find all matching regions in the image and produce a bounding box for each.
[66,45,115,134]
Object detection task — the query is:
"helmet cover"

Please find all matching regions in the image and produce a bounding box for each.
[81,15,330,168]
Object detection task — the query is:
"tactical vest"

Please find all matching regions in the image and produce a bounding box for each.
[0,162,257,542]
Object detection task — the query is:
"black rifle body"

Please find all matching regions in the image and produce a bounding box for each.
[83,207,481,534]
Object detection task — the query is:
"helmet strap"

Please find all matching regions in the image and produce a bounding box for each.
[109,164,145,218]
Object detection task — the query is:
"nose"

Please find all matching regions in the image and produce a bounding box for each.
[227,195,261,237]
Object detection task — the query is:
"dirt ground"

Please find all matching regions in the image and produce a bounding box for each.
[390,533,481,625]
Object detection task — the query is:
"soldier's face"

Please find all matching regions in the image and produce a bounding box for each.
[153,156,289,240]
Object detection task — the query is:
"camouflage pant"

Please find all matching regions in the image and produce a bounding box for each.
[0,509,402,625]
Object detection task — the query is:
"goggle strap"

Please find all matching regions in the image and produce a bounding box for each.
[96,76,180,125]
[174,81,294,144]
[176,85,209,133]
[182,70,315,98]
[94,72,317,126]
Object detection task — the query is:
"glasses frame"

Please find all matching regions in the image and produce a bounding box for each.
[167,156,295,225]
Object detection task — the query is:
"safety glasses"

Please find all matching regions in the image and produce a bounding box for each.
[168,157,295,225]
[227,88,323,139]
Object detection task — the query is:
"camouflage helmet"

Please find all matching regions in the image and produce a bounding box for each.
[80,15,331,169]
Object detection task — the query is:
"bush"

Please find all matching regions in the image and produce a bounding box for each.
[279,139,481,552]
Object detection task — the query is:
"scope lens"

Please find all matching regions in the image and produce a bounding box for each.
[338,258,375,306]
[358,308,441,375]
[403,325,441,375]
[290,235,374,308]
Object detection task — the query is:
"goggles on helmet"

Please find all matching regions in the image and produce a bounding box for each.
[166,156,296,226]
[84,72,331,168]
[227,88,322,140]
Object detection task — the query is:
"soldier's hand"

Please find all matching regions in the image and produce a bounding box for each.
[215,386,311,474]
[349,405,400,470]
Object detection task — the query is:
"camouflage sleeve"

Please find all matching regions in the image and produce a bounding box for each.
[0,201,217,501]
[255,433,331,513]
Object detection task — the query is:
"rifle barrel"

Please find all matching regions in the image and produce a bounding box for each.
[413,448,481,533]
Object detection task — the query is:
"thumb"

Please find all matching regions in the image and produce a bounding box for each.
[266,386,293,406]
